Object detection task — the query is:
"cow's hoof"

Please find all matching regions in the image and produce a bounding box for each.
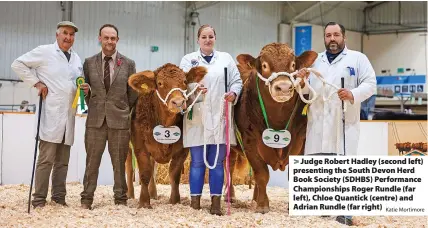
[127,193,135,199]
[137,203,153,209]
[169,197,180,204]
[224,197,236,203]
[255,206,270,214]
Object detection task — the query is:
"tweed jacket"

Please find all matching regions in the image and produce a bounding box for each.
[83,52,138,129]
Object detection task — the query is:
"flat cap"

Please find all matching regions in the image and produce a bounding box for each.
[57,21,78,32]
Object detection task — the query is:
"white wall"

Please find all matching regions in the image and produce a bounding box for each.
[1,114,389,187]
[0,114,114,185]
[363,33,427,76]
[194,1,283,59]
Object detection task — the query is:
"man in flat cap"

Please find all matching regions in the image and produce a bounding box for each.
[11,21,82,208]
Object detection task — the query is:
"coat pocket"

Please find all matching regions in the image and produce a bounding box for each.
[114,100,128,110]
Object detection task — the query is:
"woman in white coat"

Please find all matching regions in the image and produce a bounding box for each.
[179,24,242,215]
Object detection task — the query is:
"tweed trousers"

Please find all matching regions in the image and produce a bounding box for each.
[80,119,130,205]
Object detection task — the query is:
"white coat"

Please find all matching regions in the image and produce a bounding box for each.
[179,49,243,148]
[304,47,376,155]
[11,41,82,146]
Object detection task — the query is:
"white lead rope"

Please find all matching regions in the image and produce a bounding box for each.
[155,84,203,114]
[155,83,224,170]
[256,68,347,112]
[202,97,226,170]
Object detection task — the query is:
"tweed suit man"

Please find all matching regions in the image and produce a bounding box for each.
[80,24,138,209]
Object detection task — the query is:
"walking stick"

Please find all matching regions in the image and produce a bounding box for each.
[224,67,231,216]
[341,76,346,156]
[28,95,43,213]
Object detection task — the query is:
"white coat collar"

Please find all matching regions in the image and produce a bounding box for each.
[54,41,74,54]
[321,46,348,65]
[197,49,218,64]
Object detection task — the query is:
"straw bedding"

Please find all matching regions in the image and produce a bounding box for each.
[154,155,253,185]
[0,183,426,227]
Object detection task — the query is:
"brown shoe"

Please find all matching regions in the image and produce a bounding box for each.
[52,199,68,206]
[81,204,92,210]
[209,196,223,216]
[190,196,201,210]
[33,203,46,209]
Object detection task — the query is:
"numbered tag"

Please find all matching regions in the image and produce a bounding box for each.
[153,125,181,144]
[262,128,291,148]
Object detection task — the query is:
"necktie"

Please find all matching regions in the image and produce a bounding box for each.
[203,55,213,63]
[104,56,112,92]
[63,51,71,62]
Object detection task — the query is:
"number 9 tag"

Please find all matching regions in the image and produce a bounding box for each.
[262,128,291,148]
[153,125,181,144]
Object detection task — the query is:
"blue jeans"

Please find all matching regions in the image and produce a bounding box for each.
[189,144,226,196]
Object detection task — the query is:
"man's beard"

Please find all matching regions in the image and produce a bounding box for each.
[325,41,343,53]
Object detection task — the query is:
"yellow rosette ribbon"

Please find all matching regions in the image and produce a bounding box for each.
[72,77,86,110]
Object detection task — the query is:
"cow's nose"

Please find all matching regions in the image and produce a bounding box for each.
[171,98,185,108]
[274,82,291,94]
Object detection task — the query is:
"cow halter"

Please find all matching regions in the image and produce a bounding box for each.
[155,85,203,115]
[256,68,348,111]
[256,70,318,104]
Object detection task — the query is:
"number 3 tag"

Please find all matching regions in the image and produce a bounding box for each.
[153,125,181,144]
[262,128,291,148]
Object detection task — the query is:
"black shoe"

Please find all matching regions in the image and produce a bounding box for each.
[115,201,127,206]
[336,216,353,226]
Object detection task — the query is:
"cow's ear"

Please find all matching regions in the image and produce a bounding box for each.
[237,54,256,70]
[128,70,156,94]
[186,66,208,84]
[237,54,259,82]
[295,50,318,69]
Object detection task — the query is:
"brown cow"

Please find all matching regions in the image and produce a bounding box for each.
[395,142,412,155]
[227,43,317,213]
[126,63,207,209]
[411,142,427,152]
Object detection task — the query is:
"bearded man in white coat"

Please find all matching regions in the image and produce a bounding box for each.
[11,21,82,208]
[299,22,376,225]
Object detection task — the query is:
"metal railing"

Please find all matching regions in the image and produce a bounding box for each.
[0,104,36,112]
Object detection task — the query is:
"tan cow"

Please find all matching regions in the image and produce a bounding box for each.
[126,63,207,209]
[228,43,317,213]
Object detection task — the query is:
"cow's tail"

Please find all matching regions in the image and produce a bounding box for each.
[235,151,249,178]
[229,146,250,181]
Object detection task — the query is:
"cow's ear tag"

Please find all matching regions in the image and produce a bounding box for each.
[262,128,291,148]
[141,83,149,91]
[153,125,181,144]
